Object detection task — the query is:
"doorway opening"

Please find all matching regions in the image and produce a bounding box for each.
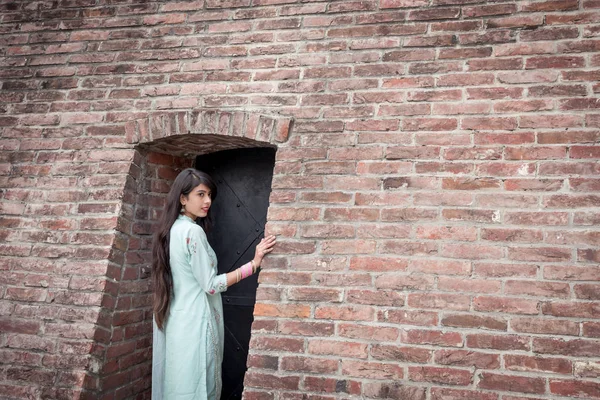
[195,147,276,400]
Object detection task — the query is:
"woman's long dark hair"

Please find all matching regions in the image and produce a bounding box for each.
[152,168,218,330]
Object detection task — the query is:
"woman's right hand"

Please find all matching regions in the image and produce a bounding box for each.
[254,235,277,267]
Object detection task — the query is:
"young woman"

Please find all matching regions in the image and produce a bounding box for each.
[151,168,276,399]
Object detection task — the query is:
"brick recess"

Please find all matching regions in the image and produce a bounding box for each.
[0,1,599,400]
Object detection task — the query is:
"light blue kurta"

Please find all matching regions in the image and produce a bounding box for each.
[152,214,228,400]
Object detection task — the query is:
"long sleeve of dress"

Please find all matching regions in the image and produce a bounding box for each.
[187,225,228,295]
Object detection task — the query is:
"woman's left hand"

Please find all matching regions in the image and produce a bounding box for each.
[254,235,277,266]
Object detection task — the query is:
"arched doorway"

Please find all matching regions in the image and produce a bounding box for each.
[90,110,290,399]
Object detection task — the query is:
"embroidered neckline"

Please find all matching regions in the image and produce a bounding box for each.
[179,214,195,223]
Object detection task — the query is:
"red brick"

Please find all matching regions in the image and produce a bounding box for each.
[375,274,435,291]
[347,289,405,307]
[575,284,600,300]
[550,379,600,398]
[244,372,300,391]
[431,388,498,400]
[254,304,310,318]
[437,73,494,87]
[405,34,456,47]
[278,321,334,337]
[574,361,600,378]
[463,3,516,17]
[496,99,554,113]
[443,177,501,191]
[570,178,600,192]
[381,310,438,326]
[435,349,500,369]
[408,7,460,21]
[577,249,600,263]
[506,355,573,374]
[0,318,41,335]
[469,57,524,71]
[459,30,516,45]
[409,259,471,275]
[408,89,462,102]
[416,225,477,241]
[498,70,559,84]
[363,382,426,399]
[531,84,589,98]
[315,305,374,321]
[383,177,440,190]
[305,377,360,395]
[308,339,367,358]
[324,208,379,221]
[314,272,371,287]
[250,336,304,353]
[431,20,482,32]
[287,287,342,302]
[381,240,438,256]
[463,116,521,131]
[547,231,600,246]
[381,0,428,8]
[433,103,491,115]
[379,103,431,116]
[481,228,543,243]
[571,145,600,159]
[474,296,539,314]
[539,163,600,177]
[438,277,501,294]
[504,178,564,191]
[505,211,569,226]
[542,301,600,319]
[527,56,586,69]
[409,366,472,385]
[478,372,545,394]
[371,345,430,363]
[408,293,470,311]
[534,337,600,357]
[584,322,600,338]
[246,354,278,370]
[340,324,400,342]
[281,356,337,374]
[510,317,580,336]
[442,314,507,331]
[342,360,403,379]
[523,0,579,11]
[381,208,438,222]
[522,26,580,42]
[403,330,463,347]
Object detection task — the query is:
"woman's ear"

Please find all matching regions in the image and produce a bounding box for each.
[179,194,187,206]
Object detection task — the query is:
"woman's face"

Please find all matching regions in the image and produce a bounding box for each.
[180,183,212,220]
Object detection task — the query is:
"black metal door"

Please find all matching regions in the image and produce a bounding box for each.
[195,147,276,400]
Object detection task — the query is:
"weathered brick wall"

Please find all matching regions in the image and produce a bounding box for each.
[1,0,600,399]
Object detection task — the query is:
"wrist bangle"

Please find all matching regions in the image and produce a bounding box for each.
[241,262,252,279]
[251,260,256,273]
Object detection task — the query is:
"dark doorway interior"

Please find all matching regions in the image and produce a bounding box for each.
[195,147,276,400]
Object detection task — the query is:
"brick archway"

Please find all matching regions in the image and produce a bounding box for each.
[92,110,291,399]
[125,110,292,150]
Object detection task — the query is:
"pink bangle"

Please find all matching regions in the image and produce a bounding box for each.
[241,262,253,279]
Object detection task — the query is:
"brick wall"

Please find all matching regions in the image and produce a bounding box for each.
[1,0,600,399]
